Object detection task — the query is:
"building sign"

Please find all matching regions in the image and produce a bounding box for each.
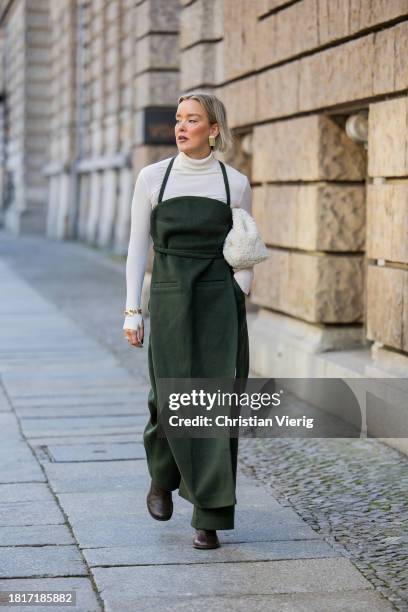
[144,107,177,145]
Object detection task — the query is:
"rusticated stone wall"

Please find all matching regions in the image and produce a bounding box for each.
[45,0,180,254]
[178,0,408,370]
[1,0,407,371]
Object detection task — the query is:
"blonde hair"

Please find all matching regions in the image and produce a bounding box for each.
[177,92,233,153]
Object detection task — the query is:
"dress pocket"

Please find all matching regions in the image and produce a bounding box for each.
[151,280,179,289]
[196,279,226,288]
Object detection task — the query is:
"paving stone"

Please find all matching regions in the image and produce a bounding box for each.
[0,461,45,484]
[16,403,146,418]
[55,490,152,519]
[20,415,144,432]
[0,446,36,462]
[23,425,145,439]
[0,545,87,579]
[0,483,54,503]
[8,388,145,403]
[0,577,100,611]
[0,500,65,527]
[0,524,75,547]
[43,460,149,493]
[0,413,21,435]
[91,558,372,604]
[30,433,141,446]
[45,442,146,462]
[69,514,318,549]
[0,386,11,412]
[84,538,338,567]
[99,591,395,612]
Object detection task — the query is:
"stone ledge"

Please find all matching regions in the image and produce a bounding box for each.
[248,309,408,456]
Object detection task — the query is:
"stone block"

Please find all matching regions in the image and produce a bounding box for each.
[373,26,395,95]
[253,115,366,182]
[368,97,408,177]
[253,22,408,123]
[0,545,87,578]
[103,115,120,151]
[316,0,351,42]
[77,173,91,241]
[180,42,219,90]
[90,120,104,155]
[223,0,258,80]
[367,265,408,351]
[256,0,318,70]
[0,524,75,547]
[0,500,64,528]
[370,343,408,377]
[253,183,365,251]
[350,0,408,32]
[252,249,364,324]
[132,145,177,175]
[180,0,223,49]
[394,20,408,90]
[48,173,73,240]
[114,167,134,254]
[218,75,257,129]
[91,558,370,607]
[105,0,119,23]
[84,538,335,568]
[367,181,408,264]
[136,0,179,39]
[256,62,299,122]
[134,71,179,110]
[97,169,118,247]
[135,33,179,73]
[85,171,103,243]
[299,34,374,111]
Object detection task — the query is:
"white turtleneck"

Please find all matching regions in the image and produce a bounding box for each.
[123,149,254,331]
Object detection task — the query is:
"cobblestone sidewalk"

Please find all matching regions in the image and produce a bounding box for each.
[0,232,397,611]
[239,437,408,611]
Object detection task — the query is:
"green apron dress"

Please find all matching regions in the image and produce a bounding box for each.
[144,155,249,530]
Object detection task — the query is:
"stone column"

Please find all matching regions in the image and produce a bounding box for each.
[84,0,106,243]
[112,0,134,254]
[179,0,223,92]
[131,0,180,295]
[97,0,121,247]
[46,0,77,239]
[1,0,50,235]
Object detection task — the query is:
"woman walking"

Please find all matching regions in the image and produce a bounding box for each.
[123,92,253,549]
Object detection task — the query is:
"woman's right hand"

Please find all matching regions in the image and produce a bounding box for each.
[123,314,144,348]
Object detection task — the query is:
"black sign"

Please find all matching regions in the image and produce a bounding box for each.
[144,107,177,145]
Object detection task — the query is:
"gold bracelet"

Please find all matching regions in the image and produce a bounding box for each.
[124,307,142,316]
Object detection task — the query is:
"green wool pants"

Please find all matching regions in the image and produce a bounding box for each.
[144,363,240,530]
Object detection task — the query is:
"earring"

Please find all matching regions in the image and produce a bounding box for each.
[209,135,216,148]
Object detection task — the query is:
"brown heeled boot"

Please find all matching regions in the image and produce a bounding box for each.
[146,481,173,521]
[193,529,220,549]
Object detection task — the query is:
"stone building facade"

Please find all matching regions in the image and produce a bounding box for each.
[0,0,50,233]
[0,1,407,390]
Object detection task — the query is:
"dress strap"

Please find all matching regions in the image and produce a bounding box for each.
[158,156,176,203]
[218,161,231,207]
[158,155,231,206]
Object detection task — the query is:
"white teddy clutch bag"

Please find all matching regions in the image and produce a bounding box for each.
[223,208,269,270]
